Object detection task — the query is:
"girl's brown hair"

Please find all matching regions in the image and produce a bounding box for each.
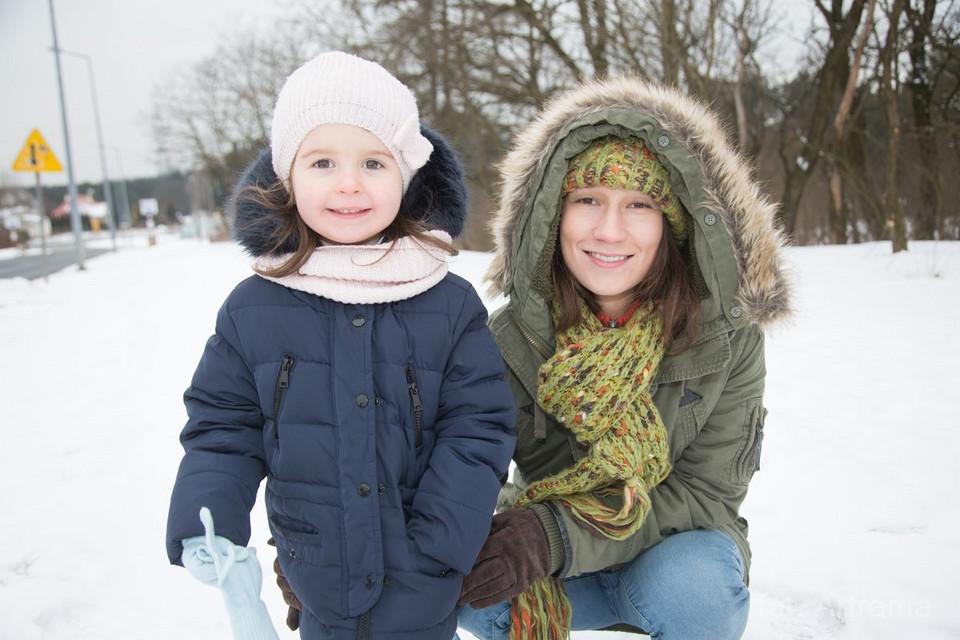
[235,180,457,278]
[552,213,701,353]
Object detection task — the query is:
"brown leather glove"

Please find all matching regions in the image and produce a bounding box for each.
[457,508,551,609]
[267,538,302,631]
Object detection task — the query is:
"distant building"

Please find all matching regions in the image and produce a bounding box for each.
[51,193,109,230]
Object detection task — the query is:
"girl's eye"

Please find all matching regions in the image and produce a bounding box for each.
[572,196,598,205]
[363,159,385,170]
[628,201,655,209]
[312,159,333,169]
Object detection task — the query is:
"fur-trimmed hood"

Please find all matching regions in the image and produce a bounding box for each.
[486,77,792,331]
[231,125,468,257]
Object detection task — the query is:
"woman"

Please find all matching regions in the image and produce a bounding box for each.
[455,76,792,640]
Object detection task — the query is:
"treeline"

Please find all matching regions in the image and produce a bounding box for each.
[149,0,960,251]
[29,173,194,233]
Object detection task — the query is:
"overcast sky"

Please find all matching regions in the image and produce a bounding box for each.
[0,0,289,188]
[1,1,811,192]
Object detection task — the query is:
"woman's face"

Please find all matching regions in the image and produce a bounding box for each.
[559,186,665,317]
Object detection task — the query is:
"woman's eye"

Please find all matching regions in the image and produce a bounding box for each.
[629,201,654,209]
[363,159,385,170]
[573,196,598,205]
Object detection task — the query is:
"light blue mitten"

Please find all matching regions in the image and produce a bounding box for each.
[181,507,280,640]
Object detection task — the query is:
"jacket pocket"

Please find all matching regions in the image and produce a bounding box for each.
[731,399,766,485]
[273,355,295,442]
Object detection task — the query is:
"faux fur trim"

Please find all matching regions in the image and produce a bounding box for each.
[486,77,792,327]
[231,125,468,257]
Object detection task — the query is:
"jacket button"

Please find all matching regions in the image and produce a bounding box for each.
[657,134,671,148]
[377,483,385,495]
[352,315,365,327]
[364,575,375,588]
[704,213,717,226]
[358,483,371,497]
[356,394,369,407]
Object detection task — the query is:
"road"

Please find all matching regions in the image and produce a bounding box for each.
[0,245,111,280]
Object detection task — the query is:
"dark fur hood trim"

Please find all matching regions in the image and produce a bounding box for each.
[230,125,467,257]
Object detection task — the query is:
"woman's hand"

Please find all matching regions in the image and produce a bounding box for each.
[267,538,303,631]
[458,508,551,609]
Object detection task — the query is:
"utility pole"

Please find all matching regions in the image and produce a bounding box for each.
[47,0,85,269]
[58,48,118,251]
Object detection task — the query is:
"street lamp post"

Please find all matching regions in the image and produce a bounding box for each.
[56,48,118,252]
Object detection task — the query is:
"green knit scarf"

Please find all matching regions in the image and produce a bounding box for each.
[510,299,672,640]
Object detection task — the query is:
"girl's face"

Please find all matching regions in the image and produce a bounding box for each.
[559,186,665,318]
[290,123,403,245]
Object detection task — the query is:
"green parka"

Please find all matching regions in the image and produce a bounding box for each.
[484,78,792,581]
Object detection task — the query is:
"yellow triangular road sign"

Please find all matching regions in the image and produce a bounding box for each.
[12,129,64,172]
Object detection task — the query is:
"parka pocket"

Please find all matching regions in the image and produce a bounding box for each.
[731,399,766,486]
[269,509,342,618]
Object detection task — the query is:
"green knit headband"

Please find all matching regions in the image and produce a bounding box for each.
[562,135,687,244]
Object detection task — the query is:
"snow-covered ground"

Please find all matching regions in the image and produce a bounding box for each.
[1,232,957,639]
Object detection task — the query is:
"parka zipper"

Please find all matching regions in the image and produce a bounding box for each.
[355,611,372,640]
[509,308,553,359]
[509,309,553,440]
[405,362,423,449]
[754,420,765,471]
[273,355,294,439]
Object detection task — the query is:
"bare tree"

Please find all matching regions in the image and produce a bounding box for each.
[726,0,775,155]
[149,27,310,207]
[877,0,908,252]
[904,0,945,239]
[777,0,871,235]
[827,0,875,244]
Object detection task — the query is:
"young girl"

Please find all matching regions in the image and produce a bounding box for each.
[166,51,516,640]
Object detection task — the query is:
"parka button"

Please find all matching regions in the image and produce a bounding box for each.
[358,483,371,497]
[704,213,717,226]
[364,575,375,588]
[730,306,744,318]
[356,394,369,407]
[352,315,365,327]
[657,134,671,148]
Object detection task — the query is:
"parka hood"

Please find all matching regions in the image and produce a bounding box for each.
[231,125,468,257]
[486,77,792,331]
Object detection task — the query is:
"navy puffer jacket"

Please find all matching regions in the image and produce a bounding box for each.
[166,128,516,639]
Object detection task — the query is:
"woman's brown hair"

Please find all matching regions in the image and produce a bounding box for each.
[234,179,458,278]
[552,212,701,353]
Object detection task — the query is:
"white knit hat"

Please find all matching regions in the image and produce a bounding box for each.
[270,51,434,191]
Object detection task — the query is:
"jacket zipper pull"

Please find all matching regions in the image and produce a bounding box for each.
[405,362,424,449]
[273,355,294,439]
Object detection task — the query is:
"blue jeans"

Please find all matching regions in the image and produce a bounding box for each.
[458,529,749,639]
